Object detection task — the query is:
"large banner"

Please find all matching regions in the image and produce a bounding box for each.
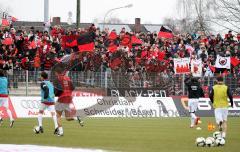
[174,97,240,117]
[10,97,179,118]
[6,97,240,118]
[215,55,231,69]
[174,58,190,74]
[191,59,202,77]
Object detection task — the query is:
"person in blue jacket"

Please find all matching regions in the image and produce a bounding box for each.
[35,71,58,135]
[0,69,14,127]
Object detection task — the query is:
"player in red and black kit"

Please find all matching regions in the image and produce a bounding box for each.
[54,67,84,136]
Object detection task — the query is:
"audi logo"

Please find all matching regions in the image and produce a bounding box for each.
[20,100,41,109]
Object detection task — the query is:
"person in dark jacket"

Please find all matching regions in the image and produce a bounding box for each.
[185,75,205,128]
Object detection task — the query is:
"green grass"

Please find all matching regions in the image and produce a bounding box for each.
[0,118,239,152]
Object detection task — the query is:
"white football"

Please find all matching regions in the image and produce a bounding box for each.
[195,137,205,147]
[33,126,40,134]
[215,137,225,146]
[213,131,221,139]
[205,137,215,147]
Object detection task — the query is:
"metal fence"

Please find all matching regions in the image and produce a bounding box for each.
[7,70,240,96]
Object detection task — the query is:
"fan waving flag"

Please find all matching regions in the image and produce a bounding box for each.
[77,31,95,52]
[66,31,96,52]
[215,55,231,69]
[158,26,173,39]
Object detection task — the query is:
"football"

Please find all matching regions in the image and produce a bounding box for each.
[195,137,205,147]
[215,137,225,146]
[205,137,215,147]
[213,131,221,139]
[33,126,40,134]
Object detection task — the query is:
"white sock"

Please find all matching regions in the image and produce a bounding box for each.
[38,113,43,127]
[52,115,58,129]
[6,109,14,121]
[190,113,197,127]
[222,132,226,138]
[190,117,195,127]
[59,127,63,134]
[190,113,197,119]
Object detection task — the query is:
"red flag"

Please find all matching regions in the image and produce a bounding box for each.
[158,32,173,39]
[121,34,131,46]
[1,19,10,26]
[78,42,95,52]
[131,36,142,45]
[141,51,148,58]
[231,57,239,67]
[158,51,166,61]
[209,65,216,73]
[108,44,118,53]
[109,31,117,40]
[2,37,13,45]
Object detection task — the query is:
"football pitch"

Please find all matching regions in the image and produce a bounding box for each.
[0,118,239,152]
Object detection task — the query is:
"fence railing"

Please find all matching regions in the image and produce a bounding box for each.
[7,70,240,96]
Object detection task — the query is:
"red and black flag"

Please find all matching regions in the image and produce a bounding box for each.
[158,26,173,39]
[66,31,96,52]
[105,30,119,53]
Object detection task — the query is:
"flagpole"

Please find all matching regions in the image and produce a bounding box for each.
[44,0,49,32]
[103,4,133,30]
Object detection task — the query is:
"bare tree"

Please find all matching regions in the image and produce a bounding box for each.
[212,0,240,32]
[163,18,177,32]
[177,0,240,33]
[163,17,200,34]
[177,0,216,33]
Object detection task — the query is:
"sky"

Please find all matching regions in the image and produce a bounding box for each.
[0,0,178,24]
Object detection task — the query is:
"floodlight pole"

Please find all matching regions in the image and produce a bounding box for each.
[76,0,81,28]
[103,4,133,29]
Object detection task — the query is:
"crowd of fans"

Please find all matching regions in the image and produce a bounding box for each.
[0,24,240,81]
